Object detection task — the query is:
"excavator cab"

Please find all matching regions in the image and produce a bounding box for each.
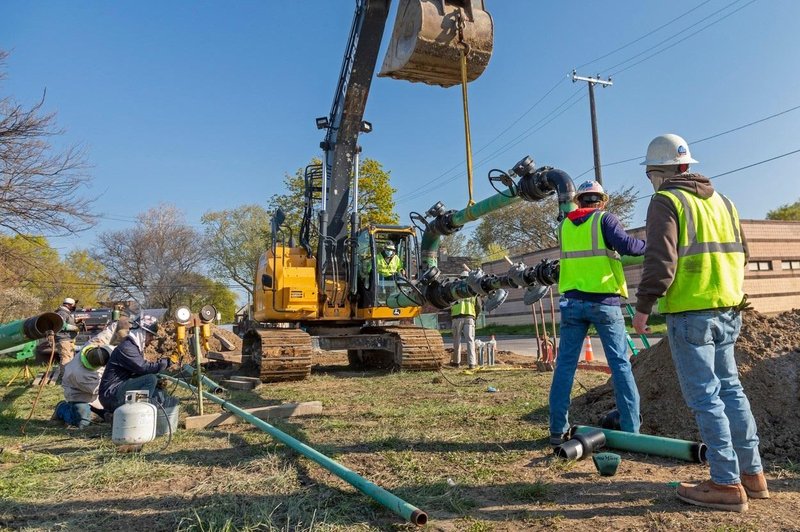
[379,0,494,87]
[355,226,421,319]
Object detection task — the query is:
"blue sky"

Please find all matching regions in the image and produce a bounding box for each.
[2,0,799,260]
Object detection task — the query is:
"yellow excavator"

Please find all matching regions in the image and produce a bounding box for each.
[244,0,495,382]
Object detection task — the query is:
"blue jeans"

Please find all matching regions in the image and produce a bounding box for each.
[666,309,762,485]
[55,401,105,428]
[550,298,641,437]
[109,374,162,412]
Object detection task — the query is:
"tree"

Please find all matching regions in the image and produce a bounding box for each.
[175,273,237,324]
[268,157,399,236]
[94,204,205,311]
[473,185,638,255]
[0,50,93,237]
[0,236,108,311]
[201,205,270,294]
[766,198,800,221]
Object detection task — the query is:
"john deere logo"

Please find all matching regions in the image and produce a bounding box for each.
[393,308,401,316]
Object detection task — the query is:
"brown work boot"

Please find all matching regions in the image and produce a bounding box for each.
[676,480,748,513]
[741,472,770,499]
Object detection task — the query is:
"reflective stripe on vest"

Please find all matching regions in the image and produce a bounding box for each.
[656,189,745,313]
[451,297,477,317]
[558,211,628,298]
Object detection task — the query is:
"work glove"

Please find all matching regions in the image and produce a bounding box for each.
[157,358,171,372]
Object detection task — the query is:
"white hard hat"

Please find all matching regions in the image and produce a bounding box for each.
[641,134,698,166]
[132,314,159,336]
[575,180,608,202]
[460,270,470,277]
[63,297,76,306]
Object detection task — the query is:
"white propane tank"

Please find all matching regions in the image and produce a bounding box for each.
[112,390,157,445]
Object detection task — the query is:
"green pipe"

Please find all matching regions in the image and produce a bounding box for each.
[180,364,224,394]
[0,313,63,352]
[159,371,428,526]
[450,188,520,227]
[386,291,423,310]
[571,425,707,463]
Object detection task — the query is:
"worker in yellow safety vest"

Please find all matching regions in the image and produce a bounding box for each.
[376,241,402,277]
[550,180,644,448]
[450,271,481,369]
[633,134,765,512]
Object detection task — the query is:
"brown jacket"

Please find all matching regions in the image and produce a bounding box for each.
[635,173,748,314]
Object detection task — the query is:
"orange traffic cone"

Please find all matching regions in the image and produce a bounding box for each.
[583,336,594,362]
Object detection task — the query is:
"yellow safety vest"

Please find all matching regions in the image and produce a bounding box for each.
[451,297,477,318]
[558,211,628,298]
[656,189,745,313]
[376,254,402,277]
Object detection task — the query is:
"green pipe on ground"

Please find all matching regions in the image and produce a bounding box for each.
[159,369,428,526]
[0,313,64,352]
[570,425,707,463]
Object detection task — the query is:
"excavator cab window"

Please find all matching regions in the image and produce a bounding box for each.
[356,229,419,308]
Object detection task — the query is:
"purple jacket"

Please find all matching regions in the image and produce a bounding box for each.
[98,336,167,410]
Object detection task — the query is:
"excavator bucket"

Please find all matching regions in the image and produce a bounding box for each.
[379,0,493,88]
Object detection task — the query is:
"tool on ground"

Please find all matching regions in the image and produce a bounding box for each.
[592,452,621,476]
[554,428,606,460]
[570,425,707,463]
[161,367,428,526]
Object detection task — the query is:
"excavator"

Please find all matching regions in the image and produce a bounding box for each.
[245,0,576,382]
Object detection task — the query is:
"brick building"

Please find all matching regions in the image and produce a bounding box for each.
[481,219,800,326]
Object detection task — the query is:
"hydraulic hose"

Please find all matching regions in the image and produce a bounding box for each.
[159,368,428,526]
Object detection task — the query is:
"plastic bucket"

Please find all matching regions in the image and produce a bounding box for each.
[154,397,180,437]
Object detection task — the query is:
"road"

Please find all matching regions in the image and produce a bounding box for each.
[445,334,662,364]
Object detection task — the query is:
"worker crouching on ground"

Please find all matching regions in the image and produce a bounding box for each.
[550,180,644,446]
[98,315,172,413]
[450,272,481,369]
[53,344,113,428]
[633,134,767,512]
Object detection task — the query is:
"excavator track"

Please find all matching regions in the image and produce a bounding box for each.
[359,324,444,371]
[242,328,313,383]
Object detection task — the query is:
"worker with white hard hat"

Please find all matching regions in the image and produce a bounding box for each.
[450,270,481,369]
[633,134,765,511]
[550,180,645,447]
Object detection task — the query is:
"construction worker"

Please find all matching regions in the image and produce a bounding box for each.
[53,297,79,384]
[98,315,171,413]
[550,180,644,446]
[376,241,403,304]
[450,271,480,369]
[633,134,765,512]
[53,344,113,428]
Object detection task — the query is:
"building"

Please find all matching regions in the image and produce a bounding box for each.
[481,219,800,326]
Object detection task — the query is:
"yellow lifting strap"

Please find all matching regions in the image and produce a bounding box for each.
[457,11,475,207]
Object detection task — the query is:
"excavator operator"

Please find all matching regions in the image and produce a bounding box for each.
[376,242,402,278]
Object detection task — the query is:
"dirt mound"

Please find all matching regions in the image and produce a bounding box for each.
[571,309,800,460]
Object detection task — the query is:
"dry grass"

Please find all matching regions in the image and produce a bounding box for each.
[0,356,798,531]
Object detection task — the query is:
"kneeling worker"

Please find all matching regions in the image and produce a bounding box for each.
[99,315,171,412]
[54,344,113,428]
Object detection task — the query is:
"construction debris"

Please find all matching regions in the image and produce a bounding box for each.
[571,309,800,460]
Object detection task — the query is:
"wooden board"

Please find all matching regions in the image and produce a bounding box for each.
[213,332,237,351]
[206,351,244,364]
[184,401,323,430]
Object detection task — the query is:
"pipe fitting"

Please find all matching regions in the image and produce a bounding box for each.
[554,429,606,460]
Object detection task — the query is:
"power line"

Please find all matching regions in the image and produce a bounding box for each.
[609,0,756,77]
[575,0,714,70]
[573,102,800,179]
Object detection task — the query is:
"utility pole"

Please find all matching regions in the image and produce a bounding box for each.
[572,70,613,185]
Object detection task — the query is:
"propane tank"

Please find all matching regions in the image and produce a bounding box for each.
[112,390,157,445]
